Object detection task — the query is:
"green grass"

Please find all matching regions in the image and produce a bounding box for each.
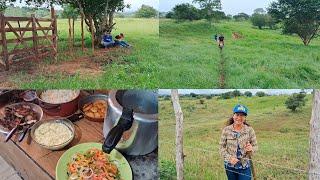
[159,95,312,179]
[2,18,159,88]
[158,19,320,88]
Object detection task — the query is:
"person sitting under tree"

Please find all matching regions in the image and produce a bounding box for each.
[119,33,131,48]
[101,31,114,48]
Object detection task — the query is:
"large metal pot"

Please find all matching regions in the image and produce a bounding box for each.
[35,90,80,117]
[103,90,158,156]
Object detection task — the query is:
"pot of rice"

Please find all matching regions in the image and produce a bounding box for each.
[35,90,80,117]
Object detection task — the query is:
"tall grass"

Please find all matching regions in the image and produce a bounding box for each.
[158,19,320,88]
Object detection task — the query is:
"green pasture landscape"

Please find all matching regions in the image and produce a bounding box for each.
[2,18,159,88]
[159,95,311,179]
[158,19,320,88]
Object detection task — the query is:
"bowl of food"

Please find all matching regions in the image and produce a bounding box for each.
[78,94,108,122]
[36,90,80,117]
[0,102,43,134]
[30,119,75,150]
[56,143,132,180]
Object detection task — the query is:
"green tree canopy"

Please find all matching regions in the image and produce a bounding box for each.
[135,4,157,18]
[172,3,200,21]
[285,92,307,111]
[268,0,320,46]
[193,0,221,23]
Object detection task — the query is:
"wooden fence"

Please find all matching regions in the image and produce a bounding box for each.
[0,7,57,71]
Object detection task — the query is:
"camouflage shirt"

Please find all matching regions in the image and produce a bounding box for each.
[219,124,258,168]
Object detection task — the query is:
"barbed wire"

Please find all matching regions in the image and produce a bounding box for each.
[159,141,315,176]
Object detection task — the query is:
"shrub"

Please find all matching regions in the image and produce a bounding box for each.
[285,92,307,111]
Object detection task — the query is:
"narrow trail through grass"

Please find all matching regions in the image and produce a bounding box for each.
[218,48,226,88]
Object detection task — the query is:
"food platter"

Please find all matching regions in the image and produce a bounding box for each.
[56,143,133,180]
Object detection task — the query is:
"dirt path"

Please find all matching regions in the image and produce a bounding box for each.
[0,48,130,88]
[218,48,226,88]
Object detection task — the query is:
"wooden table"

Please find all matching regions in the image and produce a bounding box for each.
[0,115,105,180]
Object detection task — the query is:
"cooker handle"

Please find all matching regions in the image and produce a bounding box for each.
[102,108,133,154]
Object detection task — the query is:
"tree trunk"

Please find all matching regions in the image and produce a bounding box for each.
[171,90,184,180]
[309,90,320,180]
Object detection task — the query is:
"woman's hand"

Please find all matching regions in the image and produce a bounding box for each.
[229,157,239,165]
[245,142,253,152]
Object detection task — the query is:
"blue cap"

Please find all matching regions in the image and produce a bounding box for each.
[233,104,248,116]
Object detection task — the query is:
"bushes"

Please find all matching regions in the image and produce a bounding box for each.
[244,91,253,97]
[256,91,267,97]
[285,92,307,111]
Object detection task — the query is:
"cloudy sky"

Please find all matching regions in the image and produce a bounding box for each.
[11,0,276,14]
[159,0,275,15]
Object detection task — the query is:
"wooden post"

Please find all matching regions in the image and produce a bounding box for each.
[31,14,38,61]
[68,18,72,54]
[51,7,58,61]
[171,89,184,180]
[72,18,75,47]
[309,90,320,180]
[81,15,84,51]
[89,17,94,54]
[0,12,9,70]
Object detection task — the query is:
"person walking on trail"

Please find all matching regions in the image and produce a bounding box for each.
[219,104,258,180]
[214,34,218,42]
[218,34,225,49]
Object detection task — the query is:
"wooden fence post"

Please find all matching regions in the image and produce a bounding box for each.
[0,12,9,70]
[31,14,38,60]
[68,18,72,54]
[171,89,184,180]
[89,17,94,54]
[309,90,320,180]
[81,15,84,51]
[51,7,57,61]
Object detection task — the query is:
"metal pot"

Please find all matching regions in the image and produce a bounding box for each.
[35,90,80,117]
[103,90,158,156]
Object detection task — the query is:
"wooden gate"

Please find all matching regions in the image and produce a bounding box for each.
[0,7,57,71]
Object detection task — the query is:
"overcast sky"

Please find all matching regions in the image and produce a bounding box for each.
[12,0,159,12]
[159,0,275,15]
[12,0,275,14]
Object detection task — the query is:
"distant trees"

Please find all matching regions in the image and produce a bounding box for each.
[233,13,250,21]
[256,91,267,97]
[244,91,253,97]
[251,8,276,29]
[193,0,222,23]
[0,2,7,12]
[171,3,201,21]
[168,2,227,22]
[135,4,158,18]
[268,0,320,46]
[285,92,307,111]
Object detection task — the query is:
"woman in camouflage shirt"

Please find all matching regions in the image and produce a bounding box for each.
[219,104,258,180]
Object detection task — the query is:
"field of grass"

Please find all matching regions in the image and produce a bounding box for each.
[159,94,312,179]
[158,19,320,88]
[1,18,159,88]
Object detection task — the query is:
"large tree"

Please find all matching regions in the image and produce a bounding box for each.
[135,4,157,18]
[5,0,129,45]
[268,0,320,46]
[172,3,200,21]
[193,0,221,23]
